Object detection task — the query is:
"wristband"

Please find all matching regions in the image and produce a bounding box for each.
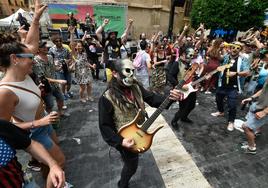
[30,121,35,129]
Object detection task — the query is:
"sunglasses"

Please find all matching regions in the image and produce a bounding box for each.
[231,46,241,50]
[16,53,34,60]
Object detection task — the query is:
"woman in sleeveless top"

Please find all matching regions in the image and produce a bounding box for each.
[151,44,168,93]
[0,33,65,187]
[203,38,224,93]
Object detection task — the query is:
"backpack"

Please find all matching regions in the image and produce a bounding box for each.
[133,51,144,69]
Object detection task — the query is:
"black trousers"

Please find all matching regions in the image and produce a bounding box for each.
[91,60,100,80]
[118,148,139,188]
[215,87,238,122]
[172,92,196,122]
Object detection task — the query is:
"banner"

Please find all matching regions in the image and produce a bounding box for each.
[94,4,126,36]
[47,3,126,36]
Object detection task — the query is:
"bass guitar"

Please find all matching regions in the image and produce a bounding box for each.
[178,63,233,99]
[118,64,198,153]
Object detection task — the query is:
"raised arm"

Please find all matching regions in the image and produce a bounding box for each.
[195,23,205,49]
[96,19,109,42]
[177,24,189,45]
[24,0,47,53]
[68,26,76,56]
[121,19,134,44]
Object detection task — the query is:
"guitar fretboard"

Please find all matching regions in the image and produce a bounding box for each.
[141,80,185,131]
[191,69,218,86]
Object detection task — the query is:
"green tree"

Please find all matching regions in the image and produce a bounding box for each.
[191,0,268,31]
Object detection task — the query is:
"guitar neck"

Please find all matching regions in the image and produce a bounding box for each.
[141,80,185,131]
[191,69,219,86]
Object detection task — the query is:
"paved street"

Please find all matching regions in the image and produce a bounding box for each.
[18,72,268,188]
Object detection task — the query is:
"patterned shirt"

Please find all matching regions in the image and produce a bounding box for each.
[33,55,59,90]
[48,45,71,72]
[0,138,15,167]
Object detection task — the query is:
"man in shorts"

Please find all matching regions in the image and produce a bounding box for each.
[241,77,268,154]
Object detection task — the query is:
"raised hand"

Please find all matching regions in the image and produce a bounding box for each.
[103,19,109,26]
[128,19,134,25]
[183,24,189,31]
[34,0,47,20]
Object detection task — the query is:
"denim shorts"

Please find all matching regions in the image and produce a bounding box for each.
[30,125,54,150]
[245,102,268,132]
[43,87,64,110]
[56,72,72,84]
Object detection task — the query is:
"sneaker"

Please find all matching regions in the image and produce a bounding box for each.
[241,145,257,155]
[171,119,179,129]
[205,91,212,94]
[211,112,224,117]
[67,92,73,98]
[255,132,262,138]
[80,99,87,103]
[227,122,234,131]
[87,96,94,102]
[64,182,74,188]
[27,160,41,172]
[63,94,69,100]
[241,143,256,149]
[181,117,193,124]
[62,105,68,110]
[61,112,70,118]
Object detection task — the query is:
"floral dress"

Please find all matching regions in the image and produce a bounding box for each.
[74,52,92,84]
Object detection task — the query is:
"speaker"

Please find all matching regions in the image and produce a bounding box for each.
[173,0,186,7]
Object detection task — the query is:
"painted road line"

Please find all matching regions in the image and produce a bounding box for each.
[147,106,211,188]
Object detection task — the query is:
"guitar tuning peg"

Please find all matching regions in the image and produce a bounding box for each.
[137,149,141,152]
[142,147,145,151]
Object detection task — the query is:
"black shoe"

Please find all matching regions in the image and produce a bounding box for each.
[117,180,129,188]
[171,119,179,129]
[181,117,193,123]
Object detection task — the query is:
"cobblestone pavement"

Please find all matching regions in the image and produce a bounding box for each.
[18,74,268,188]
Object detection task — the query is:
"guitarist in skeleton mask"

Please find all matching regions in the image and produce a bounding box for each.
[98,59,184,188]
[170,47,201,129]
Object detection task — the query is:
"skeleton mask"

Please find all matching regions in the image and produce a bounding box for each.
[186,48,195,60]
[119,59,135,87]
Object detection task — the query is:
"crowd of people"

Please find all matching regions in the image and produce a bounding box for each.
[0,1,268,188]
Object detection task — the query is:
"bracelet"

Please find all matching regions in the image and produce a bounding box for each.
[32,21,39,25]
[30,121,35,129]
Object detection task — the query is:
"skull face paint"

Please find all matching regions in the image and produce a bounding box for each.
[186,48,195,61]
[119,59,135,87]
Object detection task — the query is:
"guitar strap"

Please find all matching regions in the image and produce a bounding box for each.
[132,86,149,119]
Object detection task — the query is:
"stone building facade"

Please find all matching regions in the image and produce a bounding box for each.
[115,0,191,39]
[0,0,31,18]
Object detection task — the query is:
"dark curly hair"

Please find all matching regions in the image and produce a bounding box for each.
[0,32,26,68]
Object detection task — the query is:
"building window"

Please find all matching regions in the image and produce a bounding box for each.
[8,0,13,5]
[184,0,193,17]
[24,0,29,7]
